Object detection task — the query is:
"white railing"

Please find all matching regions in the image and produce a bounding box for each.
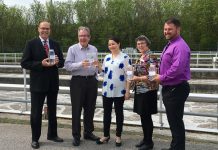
[212,57,218,68]
[0,52,218,68]
[0,65,218,133]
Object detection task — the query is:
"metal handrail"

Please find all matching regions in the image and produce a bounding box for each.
[0,52,218,67]
[0,65,218,133]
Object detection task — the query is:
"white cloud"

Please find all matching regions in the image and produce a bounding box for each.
[3,0,70,8]
[3,0,41,7]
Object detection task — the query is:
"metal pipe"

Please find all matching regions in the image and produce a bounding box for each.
[0,64,218,132]
[15,53,17,64]
[217,103,218,129]
[158,85,164,128]
[1,99,218,118]
[23,68,28,111]
[0,52,218,67]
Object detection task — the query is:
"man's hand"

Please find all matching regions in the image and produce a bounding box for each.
[152,74,161,84]
[42,58,55,67]
[92,60,99,67]
[82,60,90,68]
[55,55,59,65]
[93,60,103,72]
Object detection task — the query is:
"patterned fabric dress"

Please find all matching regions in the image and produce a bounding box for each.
[102,52,132,98]
[133,50,158,115]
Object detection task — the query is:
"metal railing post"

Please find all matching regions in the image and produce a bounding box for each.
[159,85,164,129]
[43,98,48,120]
[4,53,6,64]
[217,103,218,129]
[212,57,217,68]
[23,68,28,111]
[15,53,17,64]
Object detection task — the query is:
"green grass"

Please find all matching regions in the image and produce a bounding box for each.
[0,117,29,125]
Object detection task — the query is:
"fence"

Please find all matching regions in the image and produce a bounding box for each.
[0,65,218,133]
[0,52,218,68]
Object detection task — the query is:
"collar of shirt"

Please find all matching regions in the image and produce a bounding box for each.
[143,49,152,56]
[169,35,181,44]
[39,36,50,47]
[78,43,90,50]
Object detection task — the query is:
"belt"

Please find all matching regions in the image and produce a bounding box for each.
[163,81,188,88]
[72,75,95,79]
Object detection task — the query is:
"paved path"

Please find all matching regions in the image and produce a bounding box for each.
[0,123,217,150]
[0,88,218,133]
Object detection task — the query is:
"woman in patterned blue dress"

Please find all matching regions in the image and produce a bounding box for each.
[131,35,158,150]
[96,36,131,146]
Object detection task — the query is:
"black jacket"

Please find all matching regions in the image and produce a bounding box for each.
[21,38,64,92]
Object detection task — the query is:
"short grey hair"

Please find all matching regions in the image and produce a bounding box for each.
[78,26,90,35]
[135,35,151,47]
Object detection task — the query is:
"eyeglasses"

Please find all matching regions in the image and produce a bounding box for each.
[78,35,90,38]
[137,42,146,45]
[40,27,50,30]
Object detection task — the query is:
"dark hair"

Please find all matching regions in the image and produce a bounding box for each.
[38,20,50,27]
[108,36,121,45]
[165,17,181,27]
[135,35,151,47]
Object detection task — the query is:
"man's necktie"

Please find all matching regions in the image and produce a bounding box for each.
[43,40,49,56]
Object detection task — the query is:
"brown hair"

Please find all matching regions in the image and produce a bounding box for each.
[135,35,151,47]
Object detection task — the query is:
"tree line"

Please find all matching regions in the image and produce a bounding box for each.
[0,0,218,53]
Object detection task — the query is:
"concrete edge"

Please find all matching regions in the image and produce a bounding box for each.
[0,112,218,145]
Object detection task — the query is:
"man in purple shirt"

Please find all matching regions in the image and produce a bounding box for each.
[153,18,190,150]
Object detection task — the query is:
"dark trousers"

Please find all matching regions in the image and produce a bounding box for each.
[70,76,98,139]
[162,81,190,150]
[102,96,124,137]
[140,114,153,144]
[31,91,58,141]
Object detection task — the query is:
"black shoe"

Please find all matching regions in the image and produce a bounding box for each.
[84,133,99,141]
[115,136,122,147]
[72,137,80,146]
[138,143,154,150]
[135,140,145,147]
[47,136,64,142]
[161,148,172,150]
[96,136,110,144]
[31,141,39,149]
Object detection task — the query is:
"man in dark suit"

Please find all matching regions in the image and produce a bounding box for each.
[21,20,64,149]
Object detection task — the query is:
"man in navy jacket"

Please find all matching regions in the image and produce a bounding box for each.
[21,20,64,149]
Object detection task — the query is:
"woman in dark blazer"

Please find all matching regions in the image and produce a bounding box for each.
[21,20,64,149]
[131,35,158,150]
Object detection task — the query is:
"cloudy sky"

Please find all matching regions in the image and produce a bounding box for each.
[3,0,69,7]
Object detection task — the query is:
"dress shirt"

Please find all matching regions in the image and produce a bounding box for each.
[64,43,98,76]
[159,36,191,86]
[39,36,50,49]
